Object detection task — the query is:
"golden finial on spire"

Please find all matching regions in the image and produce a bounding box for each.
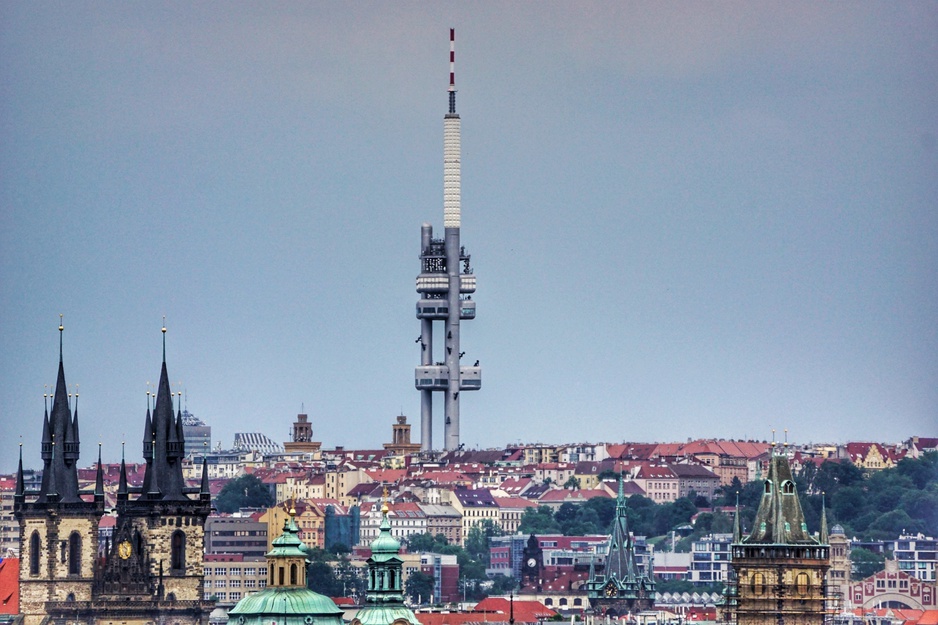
[382,487,390,514]
[59,313,64,332]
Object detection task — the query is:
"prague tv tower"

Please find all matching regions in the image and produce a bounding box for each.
[415,29,481,452]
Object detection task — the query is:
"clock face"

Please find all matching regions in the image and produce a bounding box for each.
[118,540,132,560]
[527,558,537,568]
[605,582,617,597]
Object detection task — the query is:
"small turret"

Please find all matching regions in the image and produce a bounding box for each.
[820,494,829,544]
[95,443,105,501]
[14,444,25,502]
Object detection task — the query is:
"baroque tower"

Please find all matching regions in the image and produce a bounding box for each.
[415,29,481,452]
[728,443,831,625]
[350,499,420,625]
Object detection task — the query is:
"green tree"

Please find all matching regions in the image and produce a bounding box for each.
[519,506,559,535]
[406,532,450,552]
[465,520,501,567]
[850,547,886,580]
[214,474,274,513]
[896,453,938,490]
[489,574,517,595]
[563,476,581,489]
[406,571,436,605]
[583,496,617,531]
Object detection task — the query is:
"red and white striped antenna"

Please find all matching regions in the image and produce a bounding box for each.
[448,28,457,114]
[449,28,456,91]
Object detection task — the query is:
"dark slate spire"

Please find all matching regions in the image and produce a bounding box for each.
[820,494,829,544]
[141,403,156,496]
[742,445,819,545]
[40,406,52,460]
[732,493,742,543]
[141,324,188,500]
[15,444,25,500]
[39,320,81,503]
[95,443,105,501]
[118,442,129,500]
[605,475,636,581]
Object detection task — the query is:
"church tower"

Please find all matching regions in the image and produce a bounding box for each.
[728,443,831,624]
[584,478,655,617]
[14,322,106,625]
[95,325,214,613]
[17,322,215,624]
[351,499,420,625]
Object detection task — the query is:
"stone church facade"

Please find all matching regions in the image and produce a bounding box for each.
[14,326,214,624]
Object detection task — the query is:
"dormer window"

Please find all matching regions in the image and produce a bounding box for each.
[782,480,795,494]
[764,481,772,494]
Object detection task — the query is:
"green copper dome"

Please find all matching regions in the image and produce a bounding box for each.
[227,505,344,625]
[369,507,402,562]
[226,587,344,625]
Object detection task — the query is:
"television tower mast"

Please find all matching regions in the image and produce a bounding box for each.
[415,29,481,452]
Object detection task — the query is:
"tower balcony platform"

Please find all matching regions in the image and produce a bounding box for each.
[415,365,449,390]
[415,274,477,294]
[416,299,475,320]
[414,365,482,390]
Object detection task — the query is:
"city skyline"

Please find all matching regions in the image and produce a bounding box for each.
[2,4,936,474]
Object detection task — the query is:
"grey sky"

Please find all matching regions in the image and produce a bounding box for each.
[2,3,936,473]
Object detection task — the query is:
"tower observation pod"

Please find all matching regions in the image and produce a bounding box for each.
[415,28,481,452]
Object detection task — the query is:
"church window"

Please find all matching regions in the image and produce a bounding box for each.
[764,481,772,494]
[69,532,81,575]
[66,593,75,602]
[279,566,285,585]
[171,530,185,571]
[291,563,297,585]
[28,532,42,576]
[782,481,795,495]
[269,563,274,585]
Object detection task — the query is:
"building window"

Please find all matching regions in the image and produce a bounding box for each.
[69,532,81,575]
[171,530,185,571]
[30,531,40,575]
[796,572,810,595]
[291,563,298,585]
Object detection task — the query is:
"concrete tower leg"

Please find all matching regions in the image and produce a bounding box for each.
[443,228,460,451]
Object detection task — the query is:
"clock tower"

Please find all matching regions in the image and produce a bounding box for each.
[521,534,543,591]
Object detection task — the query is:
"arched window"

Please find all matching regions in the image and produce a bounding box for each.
[796,572,810,595]
[751,573,766,596]
[782,480,795,495]
[171,531,185,572]
[269,563,274,585]
[389,569,397,590]
[69,532,82,575]
[763,481,772,494]
[30,532,41,575]
[66,593,76,602]
[279,566,285,586]
[290,563,297,585]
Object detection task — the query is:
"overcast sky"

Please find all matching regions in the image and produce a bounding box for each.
[2,3,936,474]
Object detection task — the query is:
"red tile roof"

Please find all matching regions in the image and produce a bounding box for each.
[0,557,19,615]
